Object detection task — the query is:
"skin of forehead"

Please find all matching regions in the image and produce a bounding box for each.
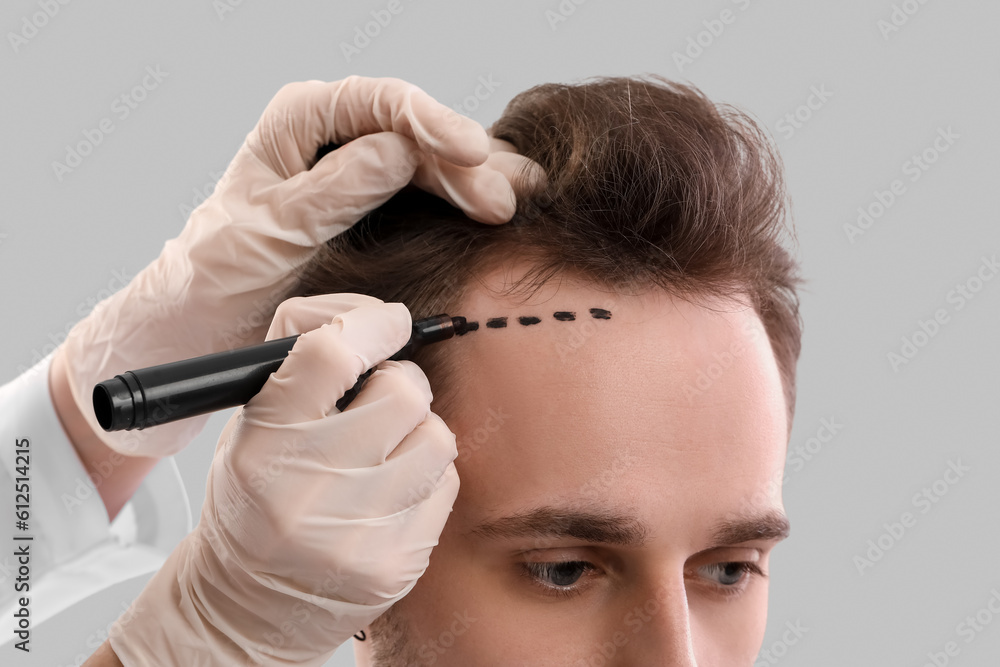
[353,263,789,665]
[433,261,789,540]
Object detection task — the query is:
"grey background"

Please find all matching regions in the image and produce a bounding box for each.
[1,0,998,665]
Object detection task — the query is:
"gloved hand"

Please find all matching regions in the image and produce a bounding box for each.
[56,75,542,457]
[107,293,460,666]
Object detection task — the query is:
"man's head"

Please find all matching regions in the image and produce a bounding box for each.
[296,75,802,664]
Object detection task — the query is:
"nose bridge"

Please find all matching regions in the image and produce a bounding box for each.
[613,574,698,666]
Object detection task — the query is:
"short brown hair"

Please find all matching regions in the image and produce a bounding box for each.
[295,75,803,424]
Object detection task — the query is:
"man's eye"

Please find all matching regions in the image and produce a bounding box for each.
[520,560,596,597]
[697,562,765,590]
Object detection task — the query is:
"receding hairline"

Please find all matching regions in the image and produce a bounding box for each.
[412,261,785,429]
[295,75,802,430]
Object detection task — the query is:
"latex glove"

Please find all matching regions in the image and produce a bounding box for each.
[57,75,543,457]
[108,293,460,666]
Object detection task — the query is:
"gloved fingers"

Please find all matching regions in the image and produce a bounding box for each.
[328,76,489,166]
[217,408,455,532]
[214,390,457,581]
[378,460,460,588]
[268,132,423,245]
[214,365,450,531]
[411,156,516,224]
[483,144,547,192]
[245,76,489,180]
[276,130,548,230]
[263,293,393,340]
[332,410,458,519]
[304,359,438,468]
[411,138,547,224]
[275,460,461,602]
[245,296,412,425]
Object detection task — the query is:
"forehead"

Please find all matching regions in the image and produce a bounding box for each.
[435,263,789,540]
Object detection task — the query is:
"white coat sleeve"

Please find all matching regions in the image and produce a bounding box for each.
[0,351,191,633]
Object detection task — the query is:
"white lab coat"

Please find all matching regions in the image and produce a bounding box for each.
[0,353,191,664]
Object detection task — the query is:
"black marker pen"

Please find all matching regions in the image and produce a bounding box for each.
[93,314,471,432]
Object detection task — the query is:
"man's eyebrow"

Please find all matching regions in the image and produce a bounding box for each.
[469,507,790,548]
[470,507,649,546]
[710,509,791,547]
